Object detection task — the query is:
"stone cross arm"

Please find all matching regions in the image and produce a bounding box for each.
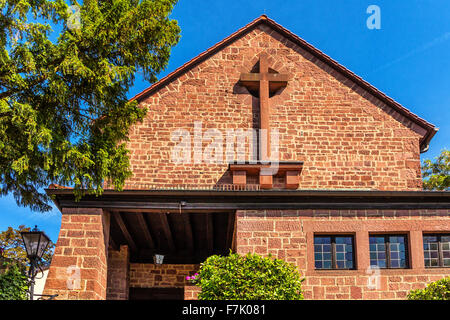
[239,72,288,94]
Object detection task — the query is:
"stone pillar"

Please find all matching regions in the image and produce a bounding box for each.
[410,230,425,269]
[106,245,130,300]
[43,208,109,300]
[355,230,370,271]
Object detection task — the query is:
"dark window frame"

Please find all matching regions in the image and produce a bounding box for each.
[423,233,450,268]
[369,234,410,269]
[314,234,356,270]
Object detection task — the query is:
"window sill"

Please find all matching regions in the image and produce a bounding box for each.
[306,267,450,276]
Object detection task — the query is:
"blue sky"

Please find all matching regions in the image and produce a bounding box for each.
[1,0,449,242]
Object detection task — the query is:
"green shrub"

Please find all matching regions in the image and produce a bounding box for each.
[0,261,29,300]
[190,252,304,300]
[407,277,450,300]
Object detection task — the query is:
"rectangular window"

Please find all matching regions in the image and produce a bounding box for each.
[314,235,355,269]
[369,234,408,269]
[423,234,450,268]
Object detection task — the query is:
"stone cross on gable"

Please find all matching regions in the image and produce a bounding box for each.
[239,53,288,160]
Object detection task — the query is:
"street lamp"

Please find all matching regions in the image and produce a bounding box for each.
[21,225,51,300]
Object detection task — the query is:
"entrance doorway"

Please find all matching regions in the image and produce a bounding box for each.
[129,287,184,300]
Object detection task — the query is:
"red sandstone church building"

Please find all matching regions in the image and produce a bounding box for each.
[43,16,450,300]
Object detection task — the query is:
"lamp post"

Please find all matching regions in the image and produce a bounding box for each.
[20,225,51,300]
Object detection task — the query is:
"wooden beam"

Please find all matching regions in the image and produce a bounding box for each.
[206,213,214,254]
[47,188,450,198]
[159,213,175,252]
[114,212,137,252]
[109,237,118,251]
[58,200,450,211]
[226,212,236,251]
[182,213,194,253]
[136,213,155,249]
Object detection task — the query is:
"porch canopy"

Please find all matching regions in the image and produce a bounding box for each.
[47,188,450,264]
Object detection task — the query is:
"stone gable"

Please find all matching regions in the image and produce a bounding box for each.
[126,24,424,190]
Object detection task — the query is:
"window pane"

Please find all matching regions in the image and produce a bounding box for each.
[424,236,438,242]
[315,237,331,244]
[314,236,332,269]
[391,260,400,268]
[441,236,450,268]
[423,234,449,268]
[335,236,354,269]
[336,237,352,245]
[314,235,354,270]
[369,236,387,268]
[389,236,407,268]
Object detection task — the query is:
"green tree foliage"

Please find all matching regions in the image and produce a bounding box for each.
[0,0,180,211]
[190,252,305,300]
[407,277,450,300]
[0,225,54,270]
[0,262,29,300]
[422,149,450,190]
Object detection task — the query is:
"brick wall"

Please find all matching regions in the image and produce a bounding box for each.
[236,209,450,300]
[43,208,109,300]
[129,264,199,288]
[125,23,424,191]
